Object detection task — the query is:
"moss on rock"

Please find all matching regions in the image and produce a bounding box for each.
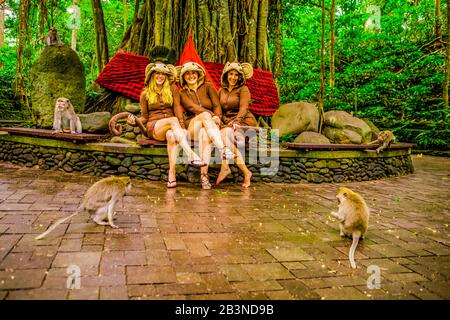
[31,45,86,127]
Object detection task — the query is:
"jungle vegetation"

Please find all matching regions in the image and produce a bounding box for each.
[0,0,448,149]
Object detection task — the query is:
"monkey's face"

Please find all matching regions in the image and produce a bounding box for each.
[336,187,350,206]
[56,98,70,111]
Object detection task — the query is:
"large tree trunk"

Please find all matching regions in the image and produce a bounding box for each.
[92,0,109,72]
[435,0,441,39]
[119,0,272,68]
[91,0,276,113]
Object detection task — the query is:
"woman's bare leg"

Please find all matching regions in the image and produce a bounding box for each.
[199,128,212,189]
[216,128,233,185]
[153,117,204,165]
[188,112,227,151]
[217,127,252,188]
[165,130,180,185]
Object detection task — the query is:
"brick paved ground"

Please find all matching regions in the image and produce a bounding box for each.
[0,155,449,300]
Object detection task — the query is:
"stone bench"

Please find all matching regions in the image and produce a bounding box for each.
[0,127,110,143]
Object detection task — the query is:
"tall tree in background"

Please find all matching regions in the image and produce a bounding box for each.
[271,0,283,79]
[92,0,109,72]
[444,0,449,108]
[0,0,6,48]
[318,0,325,133]
[37,0,50,44]
[119,0,273,70]
[16,0,32,118]
[329,0,336,89]
[435,0,441,39]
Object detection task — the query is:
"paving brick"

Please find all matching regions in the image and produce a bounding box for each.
[99,285,128,299]
[126,266,177,284]
[220,264,252,282]
[163,236,187,250]
[176,272,203,284]
[315,287,370,300]
[266,247,314,261]
[0,269,46,290]
[68,287,99,300]
[128,284,157,298]
[241,263,294,281]
[156,282,210,296]
[52,252,101,267]
[0,156,450,300]
[6,288,67,300]
[104,234,145,251]
[231,280,283,292]
[0,252,52,269]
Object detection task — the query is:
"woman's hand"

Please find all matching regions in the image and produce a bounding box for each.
[229,119,239,129]
[127,114,136,126]
[212,115,221,126]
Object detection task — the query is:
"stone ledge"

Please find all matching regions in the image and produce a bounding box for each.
[0,134,414,183]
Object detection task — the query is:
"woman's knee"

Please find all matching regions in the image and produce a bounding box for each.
[166,130,176,144]
[199,111,212,120]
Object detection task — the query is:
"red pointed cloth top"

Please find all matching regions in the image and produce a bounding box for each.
[95,52,279,116]
[177,33,218,90]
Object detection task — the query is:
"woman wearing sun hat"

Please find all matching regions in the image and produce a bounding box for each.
[176,61,233,190]
[215,62,257,188]
[127,62,206,188]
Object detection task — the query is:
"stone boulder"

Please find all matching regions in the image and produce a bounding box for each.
[323,111,372,144]
[31,45,86,128]
[125,104,141,114]
[294,131,330,144]
[362,118,380,141]
[78,112,111,133]
[271,101,319,136]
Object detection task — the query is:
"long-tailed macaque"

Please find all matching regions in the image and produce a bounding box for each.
[367,130,395,153]
[35,176,132,240]
[330,187,370,269]
[53,97,82,134]
[45,27,63,46]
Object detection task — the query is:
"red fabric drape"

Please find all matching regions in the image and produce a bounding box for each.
[95,48,280,116]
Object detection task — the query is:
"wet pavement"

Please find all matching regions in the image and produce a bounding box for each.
[0,155,449,300]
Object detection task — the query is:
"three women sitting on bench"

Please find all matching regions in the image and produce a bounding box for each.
[130,61,257,189]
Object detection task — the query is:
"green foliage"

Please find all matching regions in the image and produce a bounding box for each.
[277,0,449,150]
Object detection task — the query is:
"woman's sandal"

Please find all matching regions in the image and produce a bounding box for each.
[221,147,234,161]
[200,173,212,190]
[189,159,207,168]
[167,180,177,188]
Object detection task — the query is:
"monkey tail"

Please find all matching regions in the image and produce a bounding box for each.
[349,231,361,269]
[35,208,82,240]
[109,112,147,137]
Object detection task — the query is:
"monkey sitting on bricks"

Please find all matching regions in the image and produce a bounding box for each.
[330,187,370,269]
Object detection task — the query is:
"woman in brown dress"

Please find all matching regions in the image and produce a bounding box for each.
[127,63,206,188]
[216,62,257,188]
[176,62,233,190]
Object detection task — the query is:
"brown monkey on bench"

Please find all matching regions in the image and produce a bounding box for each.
[52,97,82,134]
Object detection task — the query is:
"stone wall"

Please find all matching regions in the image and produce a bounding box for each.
[0,134,414,184]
